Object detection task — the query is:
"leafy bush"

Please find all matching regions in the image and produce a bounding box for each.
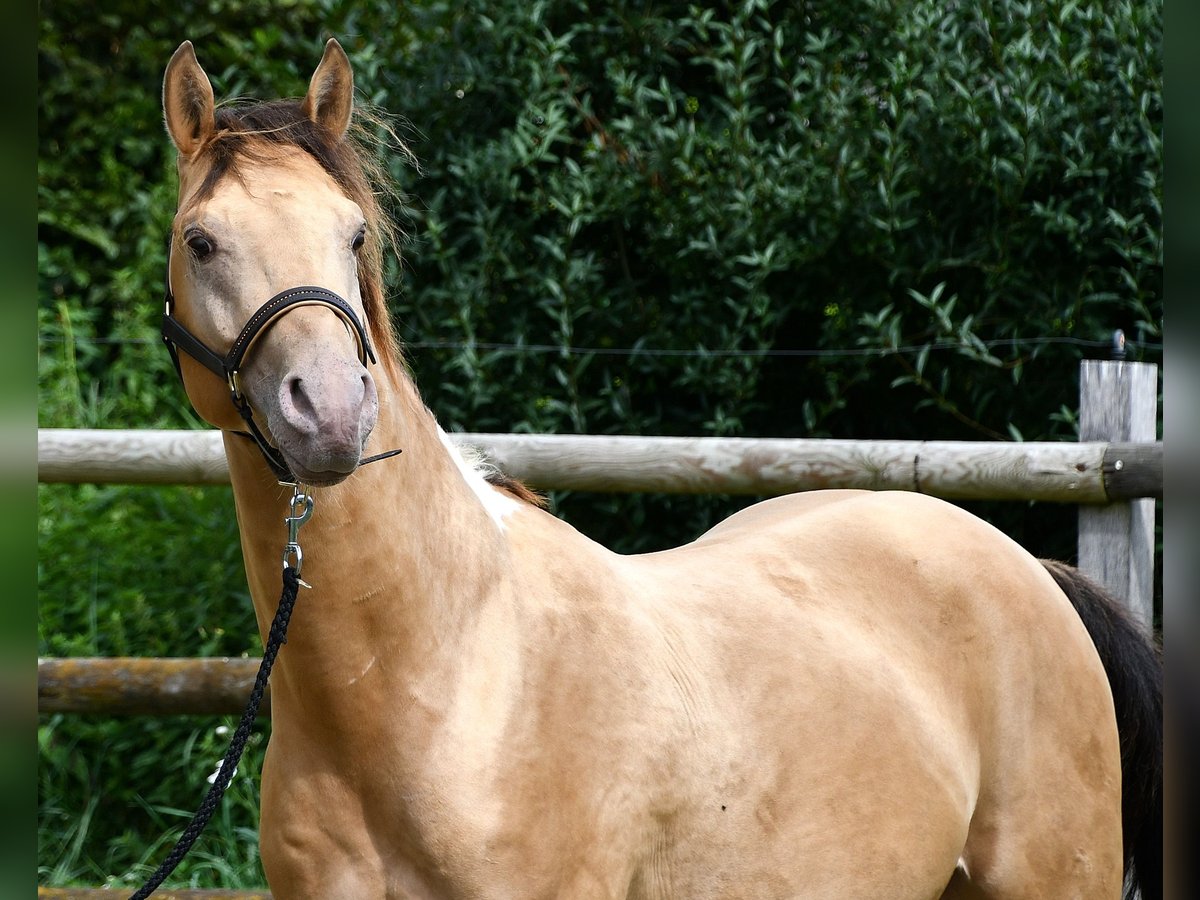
[38,0,1161,888]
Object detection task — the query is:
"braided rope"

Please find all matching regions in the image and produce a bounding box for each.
[129,566,301,899]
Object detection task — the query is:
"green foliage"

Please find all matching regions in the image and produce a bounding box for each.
[37,481,263,888]
[38,0,1161,889]
[373,0,1162,550]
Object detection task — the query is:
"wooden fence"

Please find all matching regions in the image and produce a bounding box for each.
[39,427,1159,501]
[37,358,1160,897]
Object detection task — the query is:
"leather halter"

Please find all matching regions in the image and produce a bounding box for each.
[162,269,378,482]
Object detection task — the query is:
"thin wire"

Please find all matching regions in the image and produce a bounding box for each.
[37,334,1163,360]
[399,336,1163,358]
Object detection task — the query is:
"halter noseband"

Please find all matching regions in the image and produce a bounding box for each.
[162,271,378,482]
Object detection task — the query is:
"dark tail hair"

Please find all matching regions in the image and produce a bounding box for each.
[1041,560,1162,900]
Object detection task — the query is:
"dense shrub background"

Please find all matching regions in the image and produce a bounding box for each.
[38,0,1162,888]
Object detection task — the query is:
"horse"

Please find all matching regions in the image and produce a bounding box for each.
[159,39,1161,899]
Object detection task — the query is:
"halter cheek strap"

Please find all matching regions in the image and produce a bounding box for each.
[162,272,379,482]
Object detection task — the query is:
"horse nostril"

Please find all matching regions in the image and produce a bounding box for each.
[282,375,318,427]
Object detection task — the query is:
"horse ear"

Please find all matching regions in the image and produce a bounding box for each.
[303,39,354,139]
[162,41,216,157]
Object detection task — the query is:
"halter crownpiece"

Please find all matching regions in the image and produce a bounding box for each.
[161,266,380,482]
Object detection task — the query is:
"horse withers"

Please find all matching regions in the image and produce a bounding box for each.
[159,38,1161,899]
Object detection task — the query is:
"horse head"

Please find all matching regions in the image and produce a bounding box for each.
[161,39,380,486]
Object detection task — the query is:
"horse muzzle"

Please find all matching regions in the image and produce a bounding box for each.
[267,357,379,486]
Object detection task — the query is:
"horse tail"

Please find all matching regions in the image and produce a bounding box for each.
[1041,560,1162,900]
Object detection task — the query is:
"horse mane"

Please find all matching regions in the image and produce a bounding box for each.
[181,98,405,378]
[484,471,548,508]
[183,99,546,509]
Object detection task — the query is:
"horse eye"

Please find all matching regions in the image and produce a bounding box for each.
[351,229,366,252]
[187,234,215,259]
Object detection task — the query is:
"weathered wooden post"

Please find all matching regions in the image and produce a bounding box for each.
[1077,339,1159,627]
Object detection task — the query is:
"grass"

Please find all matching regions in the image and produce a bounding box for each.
[38,712,271,890]
[38,481,270,890]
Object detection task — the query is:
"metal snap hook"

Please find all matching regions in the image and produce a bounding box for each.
[281,482,314,587]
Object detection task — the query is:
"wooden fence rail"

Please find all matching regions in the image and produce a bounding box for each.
[38,428,1162,502]
[38,657,266,717]
[38,890,271,899]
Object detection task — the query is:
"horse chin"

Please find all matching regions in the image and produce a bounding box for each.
[280,447,362,487]
[274,424,373,487]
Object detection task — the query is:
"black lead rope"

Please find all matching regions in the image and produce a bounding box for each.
[129,565,301,900]
[127,449,400,897]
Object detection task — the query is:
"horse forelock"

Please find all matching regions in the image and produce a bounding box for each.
[177,98,405,377]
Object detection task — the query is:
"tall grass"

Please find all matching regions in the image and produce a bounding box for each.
[38,714,267,889]
[38,478,270,889]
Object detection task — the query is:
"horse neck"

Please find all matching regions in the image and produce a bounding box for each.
[223,368,512,691]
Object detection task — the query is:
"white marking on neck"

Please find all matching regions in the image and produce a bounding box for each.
[437,426,521,529]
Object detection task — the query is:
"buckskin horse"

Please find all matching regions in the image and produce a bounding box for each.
[158,39,1160,899]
